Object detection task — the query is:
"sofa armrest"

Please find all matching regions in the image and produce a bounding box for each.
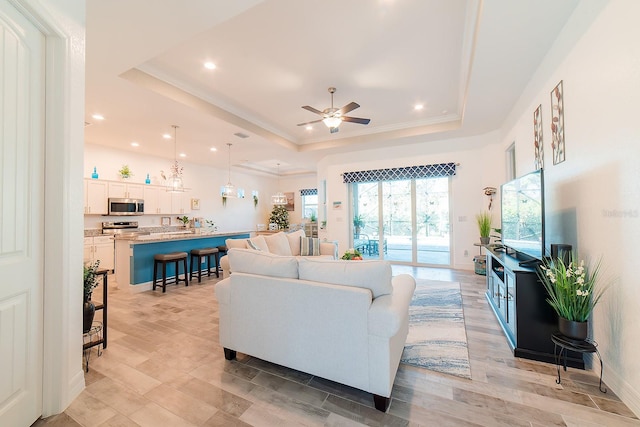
[319,241,338,258]
[368,274,416,338]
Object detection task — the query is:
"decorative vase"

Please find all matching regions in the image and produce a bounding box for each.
[558,317,588,340]
[91,167,99,179]
[83,300,96,333]
[480,236,490,245]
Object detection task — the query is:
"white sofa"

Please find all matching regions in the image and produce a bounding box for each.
[219,229,338,274]
[215,248,416,412]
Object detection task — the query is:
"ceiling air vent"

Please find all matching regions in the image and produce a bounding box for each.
[234,132,249,139]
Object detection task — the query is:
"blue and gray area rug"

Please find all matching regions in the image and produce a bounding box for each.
[401,279,472,379]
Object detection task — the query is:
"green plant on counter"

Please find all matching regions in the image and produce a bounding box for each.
[177,215,190,226]
[309,212,317,222]
[118,164,133,179]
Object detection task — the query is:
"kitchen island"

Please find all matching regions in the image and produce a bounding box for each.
[114,231,250,291]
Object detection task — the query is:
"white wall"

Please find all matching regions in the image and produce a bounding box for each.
[499,0,640,415]
[84,144,280,232]
[317,132,504,269]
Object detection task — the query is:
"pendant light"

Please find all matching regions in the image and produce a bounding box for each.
[166,125,184,192]
[271,163,287,205]
[222,143,237,198]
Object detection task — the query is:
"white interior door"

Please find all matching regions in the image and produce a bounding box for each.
[0,1,45,425]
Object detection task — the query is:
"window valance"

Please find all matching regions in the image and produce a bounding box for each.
[342,162,457,183]
[300,188,318,196]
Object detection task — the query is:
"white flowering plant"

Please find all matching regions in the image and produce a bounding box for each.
[537,255,606,322]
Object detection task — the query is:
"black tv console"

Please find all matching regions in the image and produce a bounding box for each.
[485,248,584,368]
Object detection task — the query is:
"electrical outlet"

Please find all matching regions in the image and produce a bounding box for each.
[459,216,467,222]
[464,250,469,257]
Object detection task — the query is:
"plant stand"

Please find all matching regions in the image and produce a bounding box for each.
[551,332,606,393]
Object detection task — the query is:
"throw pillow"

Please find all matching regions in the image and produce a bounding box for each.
[263,232,293,256]
[248,235,270,252]
[300,237,320,256]
[246,239,262,251]
[286,229,305,256]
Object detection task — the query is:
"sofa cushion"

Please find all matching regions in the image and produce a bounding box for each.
[226,238,248,250]
[298,258,393,298]
[263,232,292,256]
[228,248,298,279]
[248,235,270,252]
[300,237,320,256]
[286,229,305,256]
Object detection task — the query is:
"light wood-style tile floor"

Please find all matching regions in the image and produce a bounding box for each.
[34,266,639,426]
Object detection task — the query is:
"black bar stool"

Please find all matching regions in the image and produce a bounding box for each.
[216,245,228,268]
[190,248,220,282]
[153,252,189,293]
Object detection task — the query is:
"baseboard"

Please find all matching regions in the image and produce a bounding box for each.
[128,282,152,293]
[599,361,640,417]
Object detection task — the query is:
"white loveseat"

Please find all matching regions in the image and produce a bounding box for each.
[215,248,416,412]
[219,229,338,274]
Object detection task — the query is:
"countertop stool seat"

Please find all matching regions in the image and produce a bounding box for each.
[153,251,189,293]
[190,248,220,283]
[216,245,228,269]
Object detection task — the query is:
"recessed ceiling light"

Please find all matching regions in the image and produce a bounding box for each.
[179,153,186,158]
[414,104,424,111]
[131,142,139,147]
[162,133,171,139]
[204,62,216,70]
[92,114,105,120]
[210,147,217,152]
[306,125,313,131]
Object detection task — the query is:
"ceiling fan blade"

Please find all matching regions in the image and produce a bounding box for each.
[297,119,323,126]
[342,116,371,125]
[329,126,340,134]
[302,105,324,115]
[339,102,360,115]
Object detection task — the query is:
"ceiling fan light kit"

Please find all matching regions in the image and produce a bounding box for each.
[297,87,371,133]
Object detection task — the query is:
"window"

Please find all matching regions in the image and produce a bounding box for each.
[506,142,516,181]
[300,189,318,220]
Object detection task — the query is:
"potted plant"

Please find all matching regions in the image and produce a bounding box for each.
[476,211,492,244]
[83,260,100,333]
[177,215,190,227]
[118,164,133,180]
[341,248,363,260]
[309,212,317,222]
[253,194,259,208]
[537,254,607,340]
[353,214,365,237]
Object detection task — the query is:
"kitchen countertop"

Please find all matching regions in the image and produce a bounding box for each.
[114,230,251,244]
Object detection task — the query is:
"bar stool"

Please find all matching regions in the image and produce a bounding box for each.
[216,245,228,268]
[153,252,189,293]
[190,248,220,282]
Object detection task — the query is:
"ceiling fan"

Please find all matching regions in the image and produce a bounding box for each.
[297,87,370,133]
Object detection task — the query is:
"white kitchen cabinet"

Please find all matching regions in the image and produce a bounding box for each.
[84,179,108,215]
[84,235,115,271]
[171,192,191,215]
[108,182,145,199]
[144,186,173,214]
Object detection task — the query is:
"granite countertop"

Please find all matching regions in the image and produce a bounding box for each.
[114,230,250,244]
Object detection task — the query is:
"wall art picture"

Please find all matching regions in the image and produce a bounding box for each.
[533,104,544,170]
[550,80,565,165]
[190,198,200,210]
[285,192,295,211]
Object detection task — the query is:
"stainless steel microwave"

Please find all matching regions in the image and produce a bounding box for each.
[108,198,144,216]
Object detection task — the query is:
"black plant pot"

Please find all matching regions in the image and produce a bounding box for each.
[558,317,588,340]
[83,300,96,333]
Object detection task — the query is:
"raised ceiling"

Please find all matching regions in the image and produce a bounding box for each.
[85,0,579,176]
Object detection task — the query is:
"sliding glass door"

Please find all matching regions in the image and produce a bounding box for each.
[352,177,451,266]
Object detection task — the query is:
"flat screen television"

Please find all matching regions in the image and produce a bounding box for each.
[500,169,545,261]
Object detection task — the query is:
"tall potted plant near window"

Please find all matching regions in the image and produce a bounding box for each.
[83,260,100,333]
[476,211,492,245]
[353,214,365,238]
